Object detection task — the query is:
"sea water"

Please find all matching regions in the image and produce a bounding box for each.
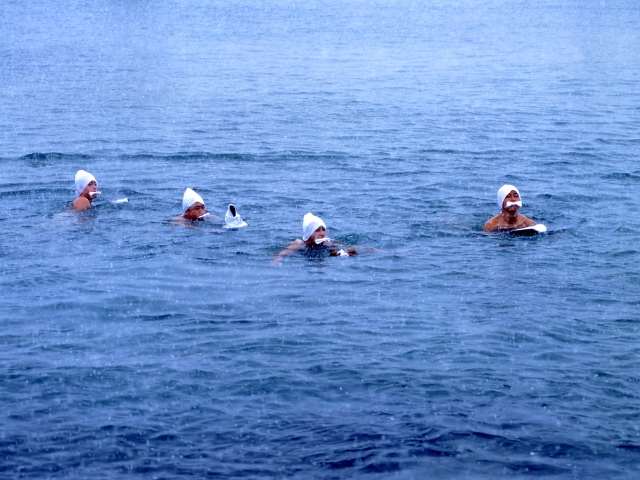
[1,1,640,478]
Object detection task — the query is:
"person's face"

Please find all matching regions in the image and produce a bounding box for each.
[502,190,521,212]
[310,225,326,242]
[82,180,98,198]
[184,202,207,220]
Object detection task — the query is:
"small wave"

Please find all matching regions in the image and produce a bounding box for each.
[601,172,640,182]
[117,151,355,164]
[18,152,93,166]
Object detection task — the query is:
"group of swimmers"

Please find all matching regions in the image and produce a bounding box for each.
[72,169,547,261]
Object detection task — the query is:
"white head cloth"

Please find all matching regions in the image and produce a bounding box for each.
[302,212,326,241]
[182,188,205,214]
[75,170,97,196]
[497,184,521,210]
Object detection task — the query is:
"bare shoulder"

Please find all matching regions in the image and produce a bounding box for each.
[518,215,537,227]
[277,240,304,256]
[72,197,91,211]
[285,240,304,251]
[170,215,188,226]
[272,240,304,265]
[483,215,501,232]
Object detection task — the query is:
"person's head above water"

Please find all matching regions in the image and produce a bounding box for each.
[302,212,327,245]
[75,169,99,199]
[497,184,522,212]
[72,169,100,211]
[182,188,208,220]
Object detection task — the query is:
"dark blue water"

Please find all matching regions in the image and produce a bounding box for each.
[2,1,640,478]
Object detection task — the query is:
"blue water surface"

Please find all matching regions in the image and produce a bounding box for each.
[1,1,640,478]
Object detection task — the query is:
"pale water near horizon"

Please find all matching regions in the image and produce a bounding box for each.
[1,1,640,478]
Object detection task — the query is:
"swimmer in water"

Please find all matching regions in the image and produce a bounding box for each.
[272,212,358,264]
[72,169,101,211]
[483,184,539,232]
[174,187,223,225]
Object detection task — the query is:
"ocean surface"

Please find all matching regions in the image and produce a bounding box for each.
[2,1,640,478]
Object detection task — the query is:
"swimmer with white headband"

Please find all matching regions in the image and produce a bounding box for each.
[173,187,224,225]
[272,212,358,264]
[483,184,542,232]
[72,169,101,211]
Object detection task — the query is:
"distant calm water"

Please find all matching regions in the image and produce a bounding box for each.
[1,1,640,478]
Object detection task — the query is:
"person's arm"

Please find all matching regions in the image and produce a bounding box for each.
[271,241,303,265]
[72,197,91,211]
